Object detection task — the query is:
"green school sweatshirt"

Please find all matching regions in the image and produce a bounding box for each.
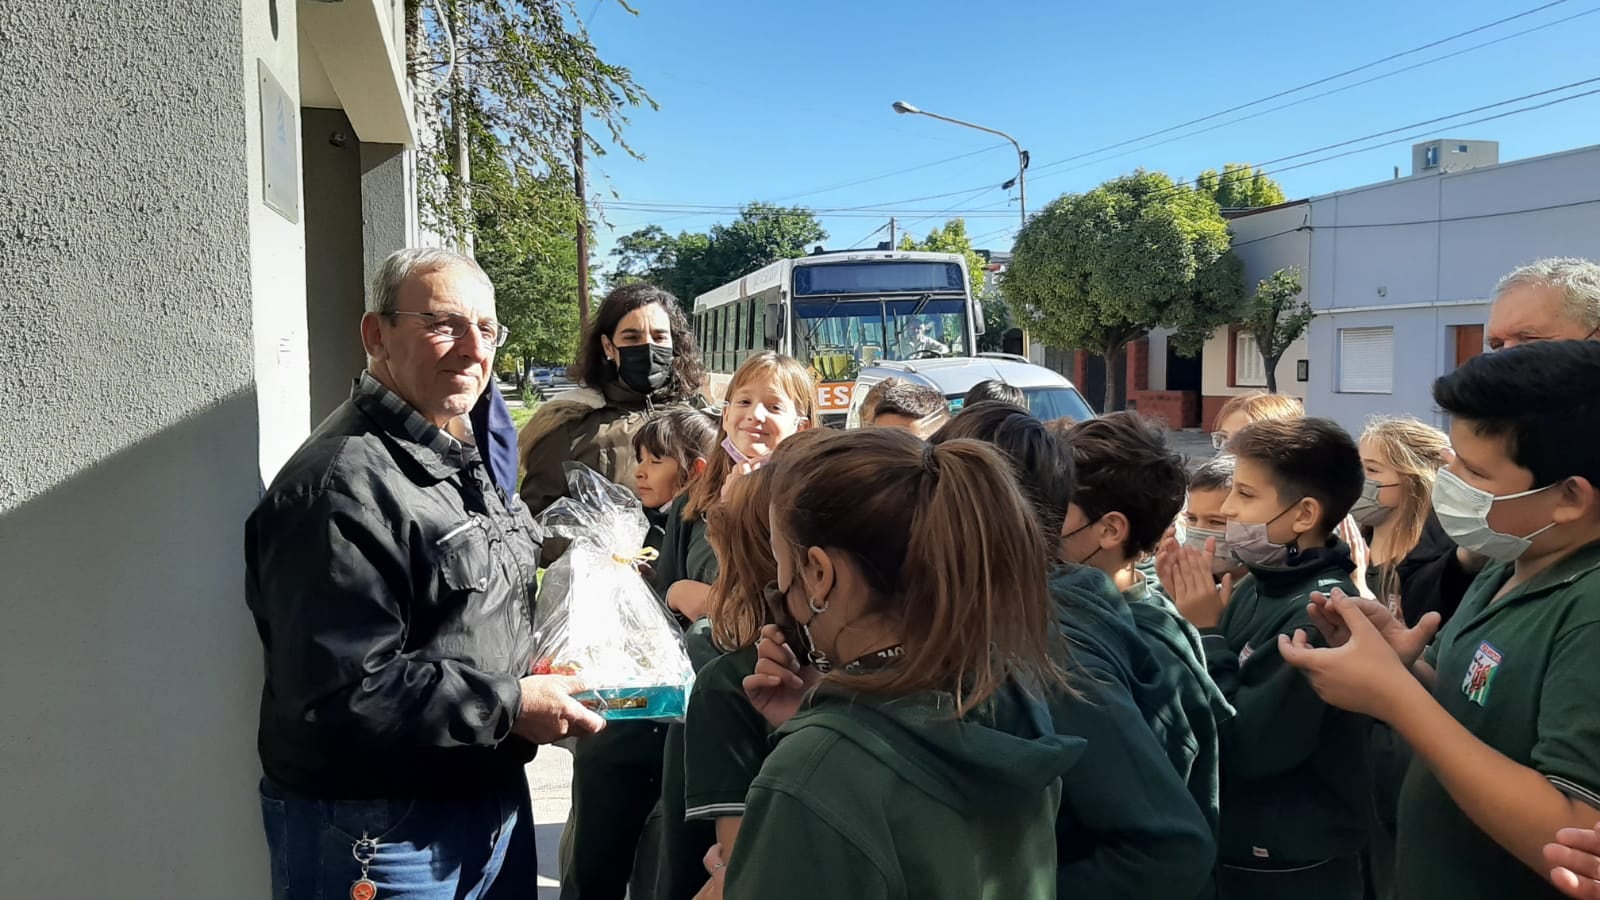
[1201,541,1371,865]
[724,682,1084,900]
[1047,565,1217,899]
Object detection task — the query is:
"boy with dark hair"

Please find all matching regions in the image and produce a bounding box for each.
[1177,415,1369,899]
[1179,455,1248,582]
[1060,413,1235,853]
[860,376,950,437]
[1282,340,1600,900]
[962,378,1026,410]
[935,407,1216,897]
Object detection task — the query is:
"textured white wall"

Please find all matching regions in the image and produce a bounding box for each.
[0,1,310,896]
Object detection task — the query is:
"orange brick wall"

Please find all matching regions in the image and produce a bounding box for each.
[1131,390,1199,429]
[1201,395,1230,432]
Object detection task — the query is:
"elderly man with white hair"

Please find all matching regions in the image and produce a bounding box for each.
[1487,257,1600,351]
[245,248,604,899]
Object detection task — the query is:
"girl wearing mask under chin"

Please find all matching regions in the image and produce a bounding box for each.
[656,351,815,628]
[518,283,708,520]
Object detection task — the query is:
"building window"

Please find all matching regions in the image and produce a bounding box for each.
[1233,331,1267,387]
[1456,144,1469,153]
[1424,146,1439,168]
[1337,327,1395,394]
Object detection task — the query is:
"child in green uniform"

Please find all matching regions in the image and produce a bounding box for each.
[652,352,814,900]
[1280,340,1600,900]
[710,427,1083,900]
[934,403,1217,898]
[1059,413,1236,858]
[561,408,717,900]
[654,467,779,900]
[1170,416,1369,899]
[1177,454,1249,585]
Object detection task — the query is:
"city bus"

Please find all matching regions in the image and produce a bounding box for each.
[691,250,983,426]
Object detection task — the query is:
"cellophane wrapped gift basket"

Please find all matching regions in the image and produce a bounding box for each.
[530,463,694,721]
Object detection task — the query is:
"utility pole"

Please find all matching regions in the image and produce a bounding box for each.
[888,217,896,249]
[574,100,590,328]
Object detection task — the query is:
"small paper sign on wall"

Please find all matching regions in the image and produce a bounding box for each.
[258,59,299,223]
[1296,359,1309,382]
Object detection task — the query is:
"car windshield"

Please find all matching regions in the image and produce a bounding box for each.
[793,296,970,381]
[947,386,1095,422]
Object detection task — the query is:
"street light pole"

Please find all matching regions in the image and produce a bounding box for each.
[891,101,1029,229]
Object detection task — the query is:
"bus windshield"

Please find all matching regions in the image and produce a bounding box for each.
[793,296,970,380]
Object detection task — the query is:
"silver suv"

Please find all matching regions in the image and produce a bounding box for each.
[844,353,1096,428]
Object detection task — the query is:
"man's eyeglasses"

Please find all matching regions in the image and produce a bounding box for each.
[387,311,509,348]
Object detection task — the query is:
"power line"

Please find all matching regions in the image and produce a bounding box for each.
[845,221,891,250]
[602,80,1600,228]
[1030,0,1573,174]
[1029,4,1600,184]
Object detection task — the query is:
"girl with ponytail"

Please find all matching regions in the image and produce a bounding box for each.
[709,427,1083,900]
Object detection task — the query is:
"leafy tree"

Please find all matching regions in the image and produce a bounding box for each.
[470,128,582,380]
[897,218,1011,352]
[1003,170,1245,413]
[608,204,826,303]
[408,0,653,244]
[1239,267,1311,393]
[1194,163,1287,210]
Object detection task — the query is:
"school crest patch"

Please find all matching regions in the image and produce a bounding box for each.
[1461,641,1503,707]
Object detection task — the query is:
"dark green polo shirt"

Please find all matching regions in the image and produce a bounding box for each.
[1397,540,1600,900]
[683,645,767,823]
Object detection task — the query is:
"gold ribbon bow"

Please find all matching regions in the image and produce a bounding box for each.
[613,546,660,568]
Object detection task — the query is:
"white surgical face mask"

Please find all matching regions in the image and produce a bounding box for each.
[1349,478,1400,527]
[1182,526,1235,576]
[1431,468,1559,563]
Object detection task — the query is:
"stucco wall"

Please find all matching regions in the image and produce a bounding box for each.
[0,1,301,896]
[1303,144,1600,433]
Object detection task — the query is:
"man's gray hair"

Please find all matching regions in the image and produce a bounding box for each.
[1494,257,1600,332]
[367,247,494,315]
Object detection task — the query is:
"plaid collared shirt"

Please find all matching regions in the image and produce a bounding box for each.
[355,370,462,456]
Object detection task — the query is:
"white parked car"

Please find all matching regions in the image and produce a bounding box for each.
[844,353,1096,428]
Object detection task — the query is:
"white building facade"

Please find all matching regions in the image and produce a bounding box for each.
[1303,144,1600,435]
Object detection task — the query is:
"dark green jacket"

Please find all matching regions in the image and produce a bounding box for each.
[1202,541,1370,864]
[1126,569,1234,841]
[1047,565,1216,898]
[725,682,1084,900]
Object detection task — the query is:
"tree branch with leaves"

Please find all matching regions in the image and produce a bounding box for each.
[1240,267,1311,393]
[1003,171,1244,413]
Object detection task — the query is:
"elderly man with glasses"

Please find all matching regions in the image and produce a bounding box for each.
[245,248,603,899]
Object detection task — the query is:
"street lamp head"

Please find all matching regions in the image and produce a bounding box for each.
[891,101,920,115]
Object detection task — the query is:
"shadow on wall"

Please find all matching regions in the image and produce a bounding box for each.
[0,389,270,899]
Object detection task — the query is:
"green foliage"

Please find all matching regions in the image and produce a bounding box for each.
[1194,163,1287,211]
[1240,267,1311,393]
[469,126,583,375]
[409,0,653,243]
[1003,170,1245,411]
[607,203,827,302]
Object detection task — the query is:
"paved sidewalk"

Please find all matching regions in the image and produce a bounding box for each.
[529,748,574,899]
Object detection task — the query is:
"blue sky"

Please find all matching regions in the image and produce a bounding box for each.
[580,0,1600,261]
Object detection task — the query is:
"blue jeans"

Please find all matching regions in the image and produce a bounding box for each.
[259,773,536,900]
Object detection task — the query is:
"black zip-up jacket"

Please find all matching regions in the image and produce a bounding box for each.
[246,377,544,799]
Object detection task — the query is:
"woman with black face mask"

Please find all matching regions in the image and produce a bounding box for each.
[519,283,708,517]
[516,282,707,900]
